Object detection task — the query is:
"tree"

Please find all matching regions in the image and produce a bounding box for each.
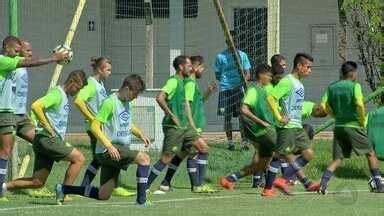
[342,0,383,91]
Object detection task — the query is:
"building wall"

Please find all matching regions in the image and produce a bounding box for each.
[0,0,370,133]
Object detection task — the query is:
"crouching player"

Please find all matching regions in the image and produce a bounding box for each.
[4,70,87,197]
[56,74,151,205]
[220,64,282,196]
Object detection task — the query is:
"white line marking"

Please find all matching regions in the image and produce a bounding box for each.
[0,189,370,212]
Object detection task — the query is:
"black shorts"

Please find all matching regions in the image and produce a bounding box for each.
[217,86,244,117]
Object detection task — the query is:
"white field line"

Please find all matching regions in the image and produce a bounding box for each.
[0,189,370,212]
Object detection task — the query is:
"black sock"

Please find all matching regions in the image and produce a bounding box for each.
[81,159,100,186]
[283,156,308,178]
[136,165,150,204]
[280,159,289,178]
[62,185,100,200]
[320,169,333,189]
[187,158,199,188]
[253,171,263,185]
[265,159,280,189]
[147,160,166,189]
[299,176,312,188]
[227,171,242,183]
[161,155,182,186]
[0,159,7,197]
[197,153,208,185]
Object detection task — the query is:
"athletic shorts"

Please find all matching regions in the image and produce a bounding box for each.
[32,134,74,172]
[247,126,277,158]
[15,113,35,138]
[95,146,138,185]
[333,127,373,160]
[162,127,199,155]
[276,127,310,155]
[217,86,244,118]
[0,112,16,134]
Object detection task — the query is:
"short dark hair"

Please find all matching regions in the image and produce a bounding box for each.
[90,56,111,70]
[270,54,286,67]
[341,61,358,77]
[303,124,314,140]
[121,74,146,92]
[250,64,272,81]
[293,53,314,69]
[190,55,204,65]
[172,55,190,71]
[2,35,22,50]
[65,70,88,86]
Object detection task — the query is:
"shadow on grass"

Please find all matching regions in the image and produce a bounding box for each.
[28,200,56,205]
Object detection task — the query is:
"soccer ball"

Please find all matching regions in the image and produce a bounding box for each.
[368,177,384,192]
[53,44,73,65]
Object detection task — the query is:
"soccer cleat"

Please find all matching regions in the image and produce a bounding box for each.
[28,187,54,198]
[261,189,277,197]
[64,195,73,202]
[113,187,136,197]
[55,184,64,206]
[317,185,328,195]
[306,182,321,192]
[159,184,171,192]
[136,200,152,207]
[193,185,217,193]
[220,176,235,191]
[273,177,291,195]
[153,190,166,195]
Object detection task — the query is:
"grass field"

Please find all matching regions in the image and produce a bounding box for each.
[1,139,384,216]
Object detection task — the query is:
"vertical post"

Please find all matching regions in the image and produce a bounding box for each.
[145,0,154,88]
[8,0,18,180]
[267,0,280,61]
[169,0,184,75]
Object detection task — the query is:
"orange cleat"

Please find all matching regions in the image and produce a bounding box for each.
[306,181,321,192]
[220,176,235,191]
[273,177,292,195]
[261,189,277,197]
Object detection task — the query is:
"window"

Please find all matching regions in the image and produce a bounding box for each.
[116,0,198,19]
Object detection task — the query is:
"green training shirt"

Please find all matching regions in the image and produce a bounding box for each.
[184,77,206,131]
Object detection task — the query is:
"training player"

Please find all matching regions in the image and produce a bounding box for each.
[75,57,134,197]
[3,70,87,199]
[158,55,217,193]
[266,53,320,195]
[146,55,201,191]
[220,64,280,196]
[56,74,152,205]
[0,36,68,201]
[318,61,384,194]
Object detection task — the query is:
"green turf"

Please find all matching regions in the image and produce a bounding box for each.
[1,139,384,216]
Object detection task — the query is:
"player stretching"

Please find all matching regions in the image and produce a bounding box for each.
[0,36,68,201]
[56,74,152,205]
[266,53,320,195]
[4,70,87,199]
[318,61,384,194]
[158,55,216,193]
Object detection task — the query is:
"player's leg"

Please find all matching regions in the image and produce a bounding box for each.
[133,151,150,204]
[62,147,85,185]
[147,127,183,190]
[0,113,16,199]
[81,131,100,186]
[192,136,209,187]
[160,152,186,191]
[15,114,35,143]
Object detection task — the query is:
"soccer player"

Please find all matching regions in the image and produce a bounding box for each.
[366,95,384,159]
[3,70,87,198]
[0,36,68,200]
[158,55,216,193]
[56,74,152,205]
[318,61,384,194]
[146,55,200,190]
[220,64,280,196]
[215,31,251,151]
[266,53,320,195]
